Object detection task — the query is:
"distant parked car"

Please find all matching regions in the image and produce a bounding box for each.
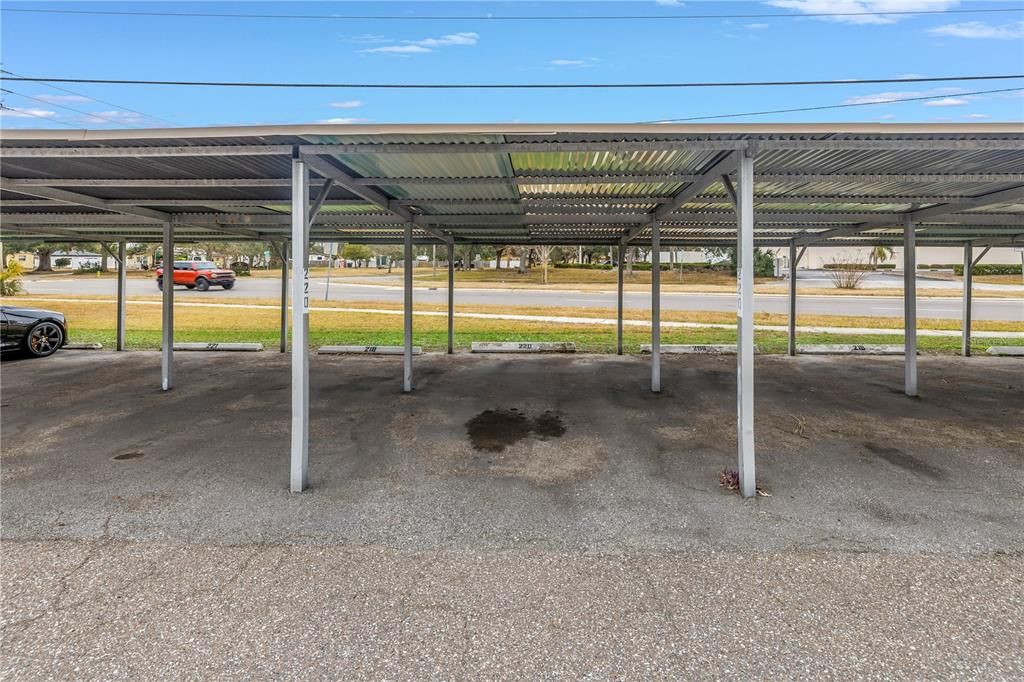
[155,261,236,291]
[1,306,68,358]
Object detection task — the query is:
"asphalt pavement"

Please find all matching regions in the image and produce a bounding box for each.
[21,271,1024,321]
[2,352,1023,678]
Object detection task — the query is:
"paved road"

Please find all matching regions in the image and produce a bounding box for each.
[22,274,1024,321]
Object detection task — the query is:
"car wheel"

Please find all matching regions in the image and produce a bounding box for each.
[25,321,64,358]
[185,284,195,290]
[195,278,210,292]
[222,281,234,290]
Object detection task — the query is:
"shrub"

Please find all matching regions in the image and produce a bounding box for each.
[877,263,896,270]
[53,257,71,268]
[230,262,252,276]
[76,262,103,273]
[0,261,25,296]
[826,254,872,289]
[824,262,875,271]
[554,263,614,270]
[953,264,1023,276]
[917,264,958,270]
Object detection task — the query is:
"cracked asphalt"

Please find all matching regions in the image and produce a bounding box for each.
[2,352,1023,678]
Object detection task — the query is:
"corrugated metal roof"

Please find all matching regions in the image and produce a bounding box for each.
[1,124,1021,246]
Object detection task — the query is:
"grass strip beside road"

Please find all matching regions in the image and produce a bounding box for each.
[6,295,1021,355]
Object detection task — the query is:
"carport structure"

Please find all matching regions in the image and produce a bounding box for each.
[2,123,1022,497]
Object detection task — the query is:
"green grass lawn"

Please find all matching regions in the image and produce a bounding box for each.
[6,296,1020,355]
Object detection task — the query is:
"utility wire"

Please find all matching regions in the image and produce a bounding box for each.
[639,87,1024,123]
[1,69,179,127]
[0,88,138,127]
[0,102,80,128]
[2,74,1021,90]
[2,6,1021,21]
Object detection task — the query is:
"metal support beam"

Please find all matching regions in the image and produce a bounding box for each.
[403,222,414,393]
[972,246,992,269]
[0,177,171,223]
[290,159,311,493]
[962,242,973,357]
[788,240,798,356]
[278,241,289,353]
[737,152,756,498]
[161,223,173,391]
[308,178,336,224]
[904,217,918,397]
[651,222,661,393]
[116,241,127,351]
[617,244,624,355]
[447,242,455,354]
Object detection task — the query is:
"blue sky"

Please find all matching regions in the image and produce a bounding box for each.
[2,1,1022,128]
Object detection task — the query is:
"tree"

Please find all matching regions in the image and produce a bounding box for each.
[868,246,894,266]
[704,246,777,277]
[537,245,554,284]
[373,245,403,272]
[517,246,531,274]
[343,244,373,266]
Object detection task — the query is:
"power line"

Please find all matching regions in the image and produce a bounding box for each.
[1,69,179,127]
[2,74,1022,90]
[0,102,80,128]
[639,87,1024,123]
[0,88,138,128]
[2,6,1021,21]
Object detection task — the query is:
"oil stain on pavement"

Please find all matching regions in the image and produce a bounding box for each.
[466,408,566,452]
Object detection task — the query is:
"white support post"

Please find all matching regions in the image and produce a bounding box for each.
[617,243,624,355]
[447,241,455,354]
[962,242,973,357]
[161,223,173,390]
[280,241,288,353]
[116,240,127,351]
[290,158,311,492]
[904,216,918,397]
[651,223,661,393]
[403,222,414,392]
[787,240,797,357]
[737,152,756,498]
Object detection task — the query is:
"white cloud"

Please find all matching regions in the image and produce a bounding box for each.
[329,100,364,109]
[878,113,896,120]
[923,97,969,107]
[0,106,56,118]
[317,117,369,124]
[549,58,598,68]
[343,33,391,44]
[928,21,1024,39]
[81,110,146,125]
[964,113,990,119]
[843,87,963,105]
[32,94,92,104]
[766,0,958,25]
[361,44,432,54]
[360,31,479,55]
[655,0,684,6]
[746,23,770,29]
[412,32,478,48]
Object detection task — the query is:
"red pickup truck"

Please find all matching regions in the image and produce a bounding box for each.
[155,261,236,291]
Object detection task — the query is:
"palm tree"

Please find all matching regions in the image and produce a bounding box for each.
[868,246,894,266]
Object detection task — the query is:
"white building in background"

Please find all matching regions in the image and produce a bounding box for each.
[49,250,102,270]
[793,246,1021,270]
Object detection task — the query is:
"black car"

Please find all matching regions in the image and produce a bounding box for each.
[0,306,68,358]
